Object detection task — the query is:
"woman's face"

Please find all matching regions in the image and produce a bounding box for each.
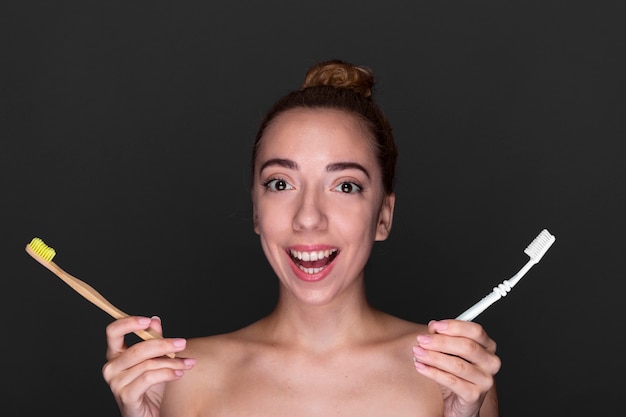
[252,108,395,306]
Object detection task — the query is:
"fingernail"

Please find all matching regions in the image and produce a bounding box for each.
[430,320,448,331]
[151,316,162,322]
[172,338,186,348]
[416,335,431,345]
[183,358,196,367]
[137,317,151,326]
[412,346,426,357]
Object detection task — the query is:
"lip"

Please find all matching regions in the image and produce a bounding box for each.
[286,245,338,282]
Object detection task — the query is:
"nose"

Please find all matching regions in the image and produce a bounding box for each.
[292,186,327,232]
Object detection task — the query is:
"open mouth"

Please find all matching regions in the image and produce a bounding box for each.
[289,248,338,275]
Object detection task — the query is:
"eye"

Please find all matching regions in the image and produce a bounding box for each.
[263,178,293,191]
[334,181,362,194]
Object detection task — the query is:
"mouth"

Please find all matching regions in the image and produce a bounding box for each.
[289,248,339,275]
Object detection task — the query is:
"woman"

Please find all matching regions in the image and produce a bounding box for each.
[102,59,501,417]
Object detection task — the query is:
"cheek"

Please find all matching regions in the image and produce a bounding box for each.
[255,201,290,236]
[333,204,380,237]
[256,208,292,271]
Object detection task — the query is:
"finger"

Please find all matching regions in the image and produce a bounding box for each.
[412,353,487,403]
[110,336,189,373]
[148,316,164,335]
[412,344,495,389]
[415,332,501,375]
[104,355,195,391]
[114,367,188,413]
[133,316,166,343]
[105,316,153,360]
[428,319,497,353]
[102,338,193,389]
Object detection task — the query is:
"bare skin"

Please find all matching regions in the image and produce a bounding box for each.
[105,313,498,417]
[163,311,443,417]
[103,109,500,417]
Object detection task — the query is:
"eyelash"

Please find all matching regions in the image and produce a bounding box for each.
[334,181,363,194]
[262,178,363,194]
[262,177,292,192]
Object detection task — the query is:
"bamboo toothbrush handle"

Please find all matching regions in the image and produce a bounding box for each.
[48,261,163,341]
[26,245,163,341]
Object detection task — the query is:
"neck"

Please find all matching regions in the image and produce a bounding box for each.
[262,280,384,352]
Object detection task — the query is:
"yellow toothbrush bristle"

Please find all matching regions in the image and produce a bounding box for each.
[29,237,56,262]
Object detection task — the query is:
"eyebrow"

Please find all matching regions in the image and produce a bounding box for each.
[259,158,370,179]
[326,162,370,179]
[259,158,298,173]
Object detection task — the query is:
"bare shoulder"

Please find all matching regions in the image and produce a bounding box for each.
[160,325,260,416]
[160,314,441,417]
[369,312,429,362]
[375,311,429,344]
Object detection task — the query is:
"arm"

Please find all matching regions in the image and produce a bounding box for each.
[479,384,499,417]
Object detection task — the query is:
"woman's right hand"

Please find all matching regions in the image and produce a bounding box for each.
[102,316,196,417]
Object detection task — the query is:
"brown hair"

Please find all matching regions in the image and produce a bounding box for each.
[251,59,398,194]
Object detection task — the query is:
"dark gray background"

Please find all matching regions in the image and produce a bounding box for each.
[2,1,624,415]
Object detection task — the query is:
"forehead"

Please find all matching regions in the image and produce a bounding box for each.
[257,108,378,162]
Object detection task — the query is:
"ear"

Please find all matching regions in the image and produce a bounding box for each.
[375,193,395,241]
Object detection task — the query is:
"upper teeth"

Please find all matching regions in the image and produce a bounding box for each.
[290,248,337,261]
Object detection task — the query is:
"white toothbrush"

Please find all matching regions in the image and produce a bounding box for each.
[456,229,556,321]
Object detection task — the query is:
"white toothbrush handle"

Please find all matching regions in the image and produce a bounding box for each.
[456,259,536,321]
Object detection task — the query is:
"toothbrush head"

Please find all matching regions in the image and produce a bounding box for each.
[524,229,555,263]
[27,237,57,262]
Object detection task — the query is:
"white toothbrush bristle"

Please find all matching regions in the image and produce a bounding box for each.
[456,228,556,321]
[524,229,555,262]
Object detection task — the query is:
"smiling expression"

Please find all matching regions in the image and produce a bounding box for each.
[252,108,395,305]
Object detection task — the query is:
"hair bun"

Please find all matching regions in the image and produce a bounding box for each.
[301,59,374,98]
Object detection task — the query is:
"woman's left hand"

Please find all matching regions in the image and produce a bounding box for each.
[412,319,501,417]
